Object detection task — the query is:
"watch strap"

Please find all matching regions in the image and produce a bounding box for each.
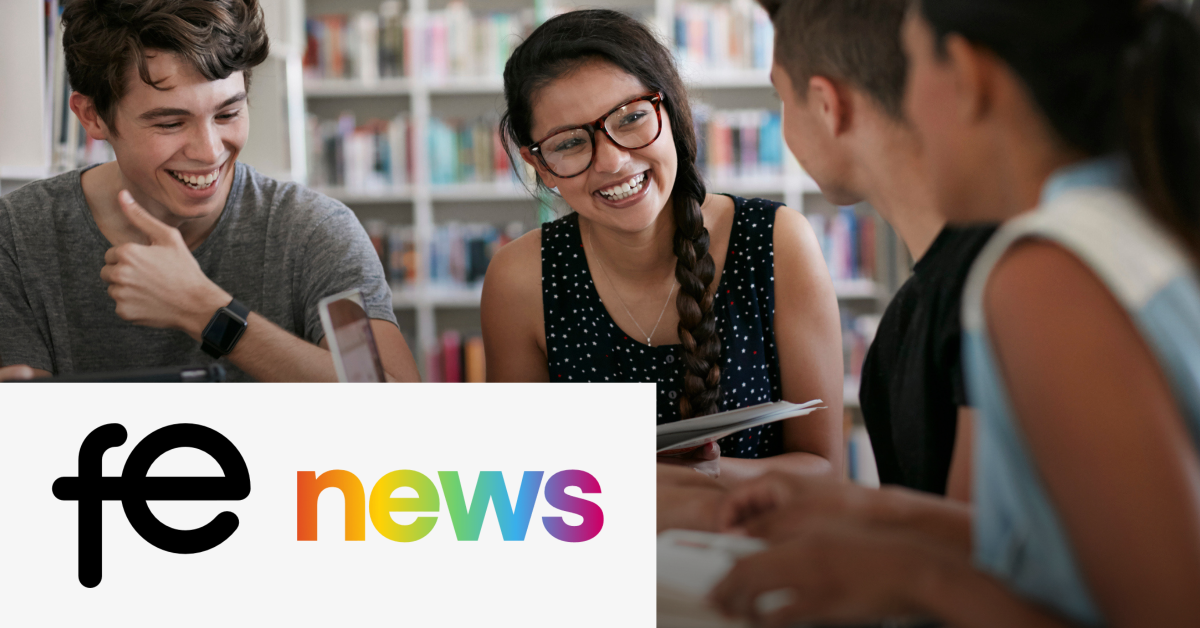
[225,298,250,321]
[201,298,250,359]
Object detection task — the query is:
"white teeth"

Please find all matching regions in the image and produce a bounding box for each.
[170,169,218,190]
[599,173,647,200]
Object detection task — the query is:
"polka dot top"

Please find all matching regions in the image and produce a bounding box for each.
[541,195,785,459]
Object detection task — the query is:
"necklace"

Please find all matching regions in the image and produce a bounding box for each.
[587,224,676,346]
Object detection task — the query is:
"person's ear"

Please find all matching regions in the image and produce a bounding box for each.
[806,75,851,137]
[943,33,995,124]
[519,146,557,188]
[69,93,113,141]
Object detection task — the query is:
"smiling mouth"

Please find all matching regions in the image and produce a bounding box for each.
[167,166,221,190]
[596,171,649,201]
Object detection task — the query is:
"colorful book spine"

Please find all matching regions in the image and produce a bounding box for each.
[693,105,783,182]
[428,116,514,185]
[424,332,486,383]
[808,210,878,281]
[420,2,534,80]
[307,112,410,190]
[304,2,407,81]
[674,0,773,73]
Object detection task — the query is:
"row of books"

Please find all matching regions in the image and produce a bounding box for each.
[304,1,406,81]
[426,330,486,383]
[422,2,535,80]
[307,113,410,190]
[842,313,881,383]
[428,116,514,185]
[363,220,526,287]
[694,105,784,182]
[675,0,774,73]
[809,209,879,282]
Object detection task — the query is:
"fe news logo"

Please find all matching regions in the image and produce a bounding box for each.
[54,423,604,587]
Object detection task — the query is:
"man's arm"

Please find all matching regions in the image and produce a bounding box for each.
[101,190,419,382]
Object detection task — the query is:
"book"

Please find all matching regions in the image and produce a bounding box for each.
[657,529,766,628]
[674,0,773,74]
[657,399,825,453]
[808,209,878,282]
[304,3,406,81]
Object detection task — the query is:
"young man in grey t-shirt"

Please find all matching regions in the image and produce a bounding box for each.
[0,0,419,382]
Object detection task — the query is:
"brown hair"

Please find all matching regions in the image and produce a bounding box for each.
[500,10,723,417]
[758,0,909,120]
[61,0,270,136]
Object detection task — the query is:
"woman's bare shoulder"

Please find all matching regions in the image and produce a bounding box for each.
[482,228,544,321]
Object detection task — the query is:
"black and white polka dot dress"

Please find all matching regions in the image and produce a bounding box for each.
[542,195,784,459]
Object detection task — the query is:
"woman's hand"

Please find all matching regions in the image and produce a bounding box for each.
[657,441,721,478]
[658,463,726,532]
[708,516,932,627]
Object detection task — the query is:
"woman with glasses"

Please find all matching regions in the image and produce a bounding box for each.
[481,9,845,483]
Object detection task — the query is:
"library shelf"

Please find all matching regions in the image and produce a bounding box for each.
[391,279,880,310]
[302,71,775,99]
[303,77,411,97]
[844,377,861,409]
[315,186,414,204]
[428,77,507,95]
[392,285,484,309]
[430,182,531,201]
[831,278,883,300]
[685,70,773,89]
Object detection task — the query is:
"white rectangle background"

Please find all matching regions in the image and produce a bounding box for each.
[0,384,656,626]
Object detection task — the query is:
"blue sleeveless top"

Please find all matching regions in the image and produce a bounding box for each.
[962,156,1200,625]
[541,195,786,458]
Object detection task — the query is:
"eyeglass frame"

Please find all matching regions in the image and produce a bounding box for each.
[527,92,665,179]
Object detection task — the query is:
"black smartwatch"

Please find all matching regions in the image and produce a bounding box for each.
[201,298,250,359]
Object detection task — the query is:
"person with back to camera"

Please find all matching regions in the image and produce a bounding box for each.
[708,1,1200,626]
[481,9,846,483]
[0,0,419,382]
[659,0,1006,533]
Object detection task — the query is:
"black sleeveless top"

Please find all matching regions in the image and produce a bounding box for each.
[541,195,785,459]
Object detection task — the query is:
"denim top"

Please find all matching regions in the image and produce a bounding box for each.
[962,156,1200,625]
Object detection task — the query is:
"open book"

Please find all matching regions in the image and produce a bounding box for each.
[657,400,825,453]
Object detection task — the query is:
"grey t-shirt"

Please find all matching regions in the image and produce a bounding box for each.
[0,162,396,381]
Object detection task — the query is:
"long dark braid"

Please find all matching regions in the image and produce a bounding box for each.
[500,9,722,417]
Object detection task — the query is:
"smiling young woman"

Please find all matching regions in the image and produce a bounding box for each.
[480,9,845,484]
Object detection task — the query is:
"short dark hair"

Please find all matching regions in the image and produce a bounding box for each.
[759,0,908,120]
[61,0,270,136]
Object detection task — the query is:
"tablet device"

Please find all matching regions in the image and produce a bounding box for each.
[19,365,226,383]
[318,289,385,383]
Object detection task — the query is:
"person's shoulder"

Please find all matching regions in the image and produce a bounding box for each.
[485,228,543,293]
[482,228,544,319]
[235,162,353,226]
[0,170,87,240]
[1,170,83,213]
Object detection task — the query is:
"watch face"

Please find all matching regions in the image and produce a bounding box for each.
[208,310,247,350]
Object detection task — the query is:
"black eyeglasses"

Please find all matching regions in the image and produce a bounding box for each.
[528,92,664,178]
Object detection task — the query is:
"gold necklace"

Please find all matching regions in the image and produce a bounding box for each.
[587,224,676,346]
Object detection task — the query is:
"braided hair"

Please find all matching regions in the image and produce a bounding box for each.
[499,9,722,417]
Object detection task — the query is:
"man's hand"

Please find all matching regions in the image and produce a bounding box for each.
[716,471,881,536]
[708,516,931,626]
[100,190,230,339]
[658,441,721,478]
[0,365,36,381]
